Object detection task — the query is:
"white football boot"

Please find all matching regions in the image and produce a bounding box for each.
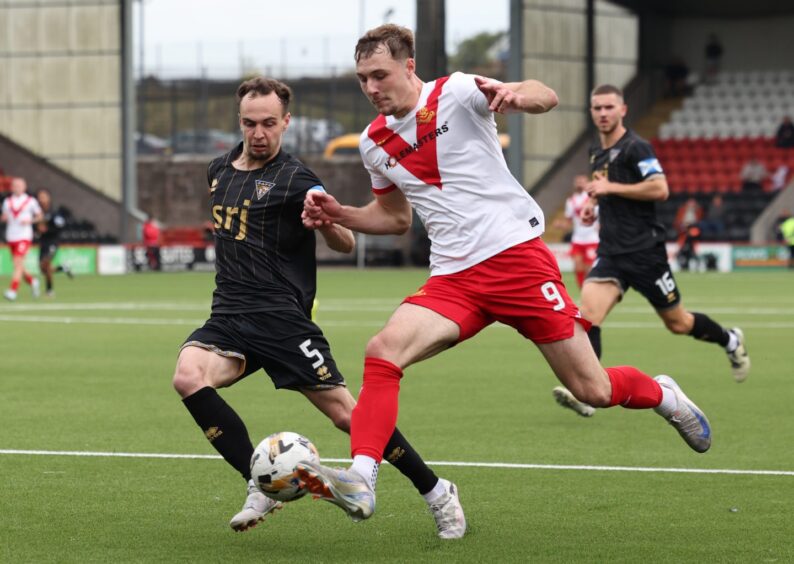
[229,479,283,532]
[552,386,596,417]
[295,461,375,522]
[726,328,750,383]
[654,375,712,453]
[429,479,467,539]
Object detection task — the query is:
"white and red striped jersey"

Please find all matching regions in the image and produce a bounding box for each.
[564,191,600,245]
[2,194,41,242]
[359,72,545,275]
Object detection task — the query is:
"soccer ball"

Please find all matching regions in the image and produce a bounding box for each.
[250,431,319,502]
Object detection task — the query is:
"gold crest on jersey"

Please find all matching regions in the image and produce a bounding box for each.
[255,179,275,200]
[210,178,219,193]
[416,106,435,125]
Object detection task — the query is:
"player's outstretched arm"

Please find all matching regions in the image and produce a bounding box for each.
[474,76,558,114]
[318,223,355,254]
[303,189,412,235]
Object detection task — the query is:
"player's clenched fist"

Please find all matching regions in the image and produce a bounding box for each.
[302,190,342,229]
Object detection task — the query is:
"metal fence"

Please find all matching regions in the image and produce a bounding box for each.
[136,72,378,158]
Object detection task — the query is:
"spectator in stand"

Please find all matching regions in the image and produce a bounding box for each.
[700,194,726,240]
[775,116,794,149]
[676,223,702,271]
[740,158,767,192]
[664,57,690,97]
[673,197,703,236]
[703,34,723,84]
[142,215,161,270]
[770,164,790,192]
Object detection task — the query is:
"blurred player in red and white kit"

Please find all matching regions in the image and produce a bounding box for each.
[2,177,42,301]
[297,24,713,528]
[555,174,600,288]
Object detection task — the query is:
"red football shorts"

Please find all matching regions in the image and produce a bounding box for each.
[403,238,590,344]
[569,242,598,265]
[8,240,32,258]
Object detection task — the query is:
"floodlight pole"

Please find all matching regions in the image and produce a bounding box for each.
[121,0,137,242]
[507,0,523,183]
[586,0,595,129]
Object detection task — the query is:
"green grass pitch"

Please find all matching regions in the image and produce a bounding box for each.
[1,268,792,562]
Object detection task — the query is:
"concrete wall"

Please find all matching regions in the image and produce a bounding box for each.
[642,15,794,75]
[515,0,638,190]
[0,1,122,200]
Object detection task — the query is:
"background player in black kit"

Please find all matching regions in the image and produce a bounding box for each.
[36,188,73,297]
[553,84,750,417]
[171,77,466,538]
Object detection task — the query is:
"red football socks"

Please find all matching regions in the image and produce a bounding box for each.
[606,365,662,408]
[351,357,403,462]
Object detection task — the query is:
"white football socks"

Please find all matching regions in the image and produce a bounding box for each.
[725,330,739,352]
[421,479,449,504]
[654,385,678,417]
[351,455,379,491]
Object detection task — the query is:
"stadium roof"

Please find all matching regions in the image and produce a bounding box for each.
[611,0,794,18]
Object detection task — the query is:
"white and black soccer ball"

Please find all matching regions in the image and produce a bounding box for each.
[250,431,320,502]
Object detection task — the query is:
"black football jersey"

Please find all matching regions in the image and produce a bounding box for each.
[39,206,68,245]
[207,143,323,315]
[589,129,667,255]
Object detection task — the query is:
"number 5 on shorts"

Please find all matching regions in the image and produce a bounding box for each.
[299,339,325,369]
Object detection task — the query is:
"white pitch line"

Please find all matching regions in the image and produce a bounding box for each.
[1,314,794,330]
[1,449,792,477]
[2,301,794,315]
[0,315,206,326]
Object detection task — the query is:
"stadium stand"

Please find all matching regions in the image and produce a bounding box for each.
[651,70,794,240]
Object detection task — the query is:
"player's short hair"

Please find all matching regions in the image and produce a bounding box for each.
[355,24,415,62]
[591,84,624,100]
[236,77,292,114]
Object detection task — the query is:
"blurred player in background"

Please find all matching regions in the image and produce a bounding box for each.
[2,177,42,301]
[553,84,750,417]
[171,76,465,538]
[36,188,73,297]
[298,24,713,528]
[141,215,161,271]
[554,174,600,288]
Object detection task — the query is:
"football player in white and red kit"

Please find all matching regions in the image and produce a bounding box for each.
[297,24,712,528]
[555,174,600,288]
[2,177,42,301]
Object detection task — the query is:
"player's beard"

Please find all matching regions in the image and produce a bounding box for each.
[597,118,620,135]
[244,141,276,165]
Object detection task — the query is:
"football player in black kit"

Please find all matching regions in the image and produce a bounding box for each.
[36,188,73,297]
[553,84,750,418]
[171,77,466,538]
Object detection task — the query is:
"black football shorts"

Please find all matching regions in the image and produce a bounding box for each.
[182,307,345,391]
[585,243,682,310]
